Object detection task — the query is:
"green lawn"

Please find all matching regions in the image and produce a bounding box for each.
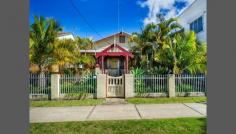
[30,97,206,107]
[30,99,105,107]
[126,97,206,104]
[30,117,206,134]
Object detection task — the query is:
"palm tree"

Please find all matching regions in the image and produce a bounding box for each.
[129,16,182,69]
[29,16,62,73]
[76,37,93,50]
[50,39,80,73]
[155,17,182,49]
[154,31,207,74]
[129,23,157,68]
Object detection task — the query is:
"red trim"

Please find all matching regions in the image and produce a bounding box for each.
[95,44,134,58]
[96,52,133,58]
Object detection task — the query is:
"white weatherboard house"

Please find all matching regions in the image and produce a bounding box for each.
[177,0,207,42]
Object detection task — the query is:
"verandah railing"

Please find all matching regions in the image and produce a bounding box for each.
[134,75,168,93]
[60,74,97,94]
[175,74,207,93]
[29,73,51,95]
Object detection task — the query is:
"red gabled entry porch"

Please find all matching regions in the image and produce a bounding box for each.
[95,44,133,76]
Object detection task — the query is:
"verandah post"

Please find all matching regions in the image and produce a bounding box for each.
[168,74,176,98]
[51,74,60,100]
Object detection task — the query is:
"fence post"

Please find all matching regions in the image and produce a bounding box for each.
[96,74,106,98]
[125,74,134,98]
[168,74,175,98]
[51,74,60,100]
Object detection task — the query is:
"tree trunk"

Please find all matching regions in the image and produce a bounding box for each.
[38,65,46,87]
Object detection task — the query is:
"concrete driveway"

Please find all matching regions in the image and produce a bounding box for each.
[30,103,206,123]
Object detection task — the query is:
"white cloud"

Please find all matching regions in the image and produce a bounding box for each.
[138,0,195,25]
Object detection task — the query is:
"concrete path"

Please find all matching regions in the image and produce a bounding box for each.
[30,103,206,123]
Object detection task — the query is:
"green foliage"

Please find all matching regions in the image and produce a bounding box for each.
[60,74,96,94]
[50,39,80,67]
[64,93,89,100]
[77,55,96,69]
[60,82,96,94]
[127,97,207,104]
[76,36,94,50]
[176,84,193,92]
[29,85,50,94]
[148,66,169,74]
[130,68,145,77]
[29,16,62,71]
[29,16,95,74]
[155,31,207,74]
[62,68,76,75]
[30,118,206,134]
[129,15,206,75]
[30,99,105,107]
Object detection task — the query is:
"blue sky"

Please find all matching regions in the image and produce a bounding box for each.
[30,0,193,40]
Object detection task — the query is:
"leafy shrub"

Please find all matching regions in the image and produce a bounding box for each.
[29,85,50,94]
[148,66,169,74]
[64,92,89,100]
[176,84,195,92]
[131,68,145,77]
[60,74,96,93]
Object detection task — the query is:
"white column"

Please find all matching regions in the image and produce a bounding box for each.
[96,74,106,98]
[168,74,176,98]
[125,74,134,98]
[51,74,60,100]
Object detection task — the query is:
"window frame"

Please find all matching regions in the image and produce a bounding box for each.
[119,36,126,43]
[190,16,203,33]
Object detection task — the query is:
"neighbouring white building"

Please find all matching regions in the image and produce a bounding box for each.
[57,32,75,40]
[177,0,207,43]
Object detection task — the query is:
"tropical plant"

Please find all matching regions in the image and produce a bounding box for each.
[148,66,170,74]
[76,36,94,50]
[29,16,62,73]
[50,39,80,72]
[129,24,157,68]
[129,15,182,69]
[130,68,145,77]
[154,31,207,74]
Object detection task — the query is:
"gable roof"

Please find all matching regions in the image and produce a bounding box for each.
[94,31,131,44]
[95,44,134,58]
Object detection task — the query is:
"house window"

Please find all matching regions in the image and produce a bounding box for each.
[119,36,126,43]
[190,16,203,33]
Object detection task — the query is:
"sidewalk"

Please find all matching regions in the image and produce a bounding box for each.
[30,103,206,123]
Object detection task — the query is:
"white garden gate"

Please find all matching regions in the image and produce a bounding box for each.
[106,75,124,98]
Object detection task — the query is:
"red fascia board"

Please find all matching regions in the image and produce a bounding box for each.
[95,52,134,58]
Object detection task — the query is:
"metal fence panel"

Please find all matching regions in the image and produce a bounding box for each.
[134,75,168,93]
[60,74,97,94]
[29,73,51,95]
[175,74,207,93]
